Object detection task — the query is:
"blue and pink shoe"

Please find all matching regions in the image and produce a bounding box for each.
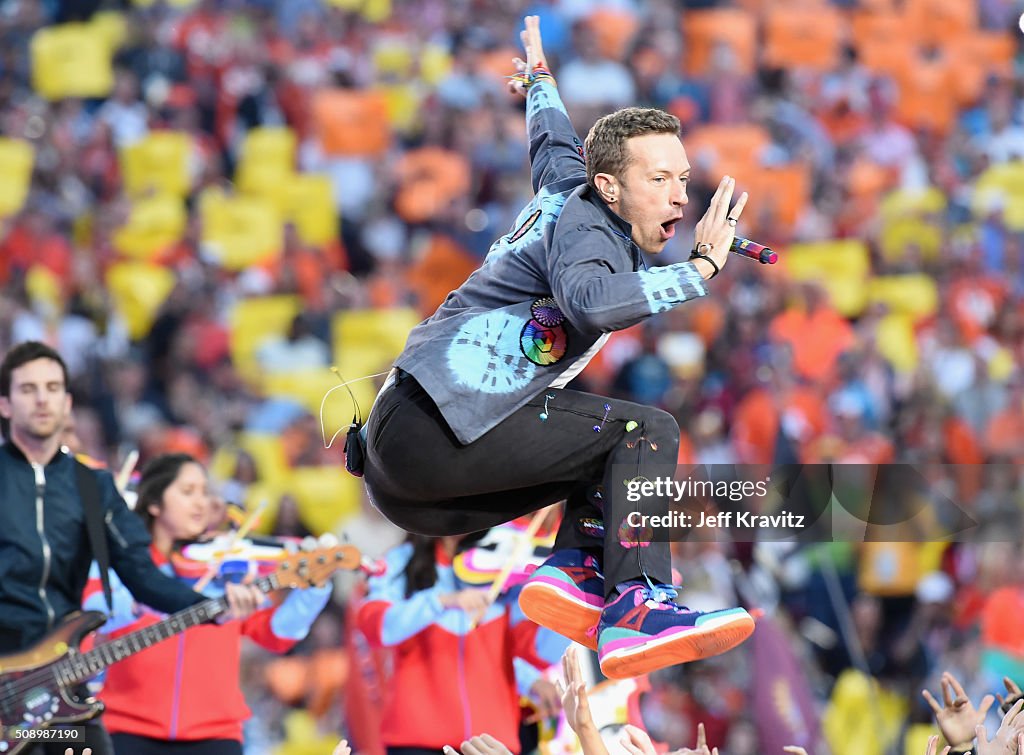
[518,549,605,650]
[597,582,755,679]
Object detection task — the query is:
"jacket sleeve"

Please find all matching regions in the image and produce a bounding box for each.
[240,584,333,654]
[549,223,709,334]
[526,78,586,192]
[356,544,449,648]
[508,587,571,671]
[97,471,206,614]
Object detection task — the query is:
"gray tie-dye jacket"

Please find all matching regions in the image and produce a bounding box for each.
[394,78,709,445]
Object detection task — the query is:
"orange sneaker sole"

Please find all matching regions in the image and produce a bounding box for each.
[599,613,755,679]
[519,580,602,650]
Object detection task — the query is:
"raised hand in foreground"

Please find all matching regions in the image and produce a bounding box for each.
[556,645,608,755]
[332,739,351,755]
[922,671,995,750]
[443,734,513,755]
[976,699,1024,755]
[923,736,951,755]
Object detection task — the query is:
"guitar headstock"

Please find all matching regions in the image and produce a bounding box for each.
[274,545,362,589]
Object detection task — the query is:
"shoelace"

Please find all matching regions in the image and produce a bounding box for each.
[645,584,679,604]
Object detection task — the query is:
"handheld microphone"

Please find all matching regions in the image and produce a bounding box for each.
[731,236,778,265]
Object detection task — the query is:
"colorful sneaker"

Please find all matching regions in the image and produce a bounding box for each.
[519,549,604,650]
[597,582,755,679]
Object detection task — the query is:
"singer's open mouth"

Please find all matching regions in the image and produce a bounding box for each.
[660,217,680,240]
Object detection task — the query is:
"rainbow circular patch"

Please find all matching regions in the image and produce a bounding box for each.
[520,320,568,366]
[530,297,566,327]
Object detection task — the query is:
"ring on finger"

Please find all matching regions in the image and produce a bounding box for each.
[727,217,738,227]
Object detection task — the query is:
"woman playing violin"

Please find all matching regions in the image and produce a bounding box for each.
[83,453,332,755]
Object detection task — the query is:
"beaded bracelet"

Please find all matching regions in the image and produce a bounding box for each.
[508,62,556,90]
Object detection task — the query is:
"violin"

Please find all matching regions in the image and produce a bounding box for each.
[453,509,561,595]
[174,532,385,589]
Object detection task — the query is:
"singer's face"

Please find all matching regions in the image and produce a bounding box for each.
[613,133,690,254]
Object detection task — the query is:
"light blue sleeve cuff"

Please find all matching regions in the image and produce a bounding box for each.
[270,584,332,640]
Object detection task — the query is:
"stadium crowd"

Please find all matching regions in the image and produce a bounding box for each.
[3,0,1024,752]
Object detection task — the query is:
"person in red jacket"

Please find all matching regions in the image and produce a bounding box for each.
[356,533,567,754]
[84,453,331,755]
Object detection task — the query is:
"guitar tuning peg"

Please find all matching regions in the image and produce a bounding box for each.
[301,536,318,552]
[318,533,339,548]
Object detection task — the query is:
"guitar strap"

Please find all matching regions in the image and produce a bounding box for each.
[74,461,113,617]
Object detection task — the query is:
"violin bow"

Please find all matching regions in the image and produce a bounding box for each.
[470,505,552,629]
[114,449,139,497]
[194,498,269,592]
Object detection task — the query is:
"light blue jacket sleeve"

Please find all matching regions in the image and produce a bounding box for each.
[360,543,449,647]
[269,584,333,641]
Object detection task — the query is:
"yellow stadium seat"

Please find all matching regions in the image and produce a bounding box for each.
[823,670,908,755]
[90,11,127,52]
[880,187,947,220]
[287,466,361,535]
[228,295,301,383]
[879,217,943,263]
[238,433,291,486]
[782,240,871,317]
[419,43,452,85]
[331,308,419,374]
[235,127,296,196]
[31,22,114,100]
[972,163,1024,230]
[249,174,337,247]
[904,725,940,755]
[875,313,918,373]
[868,275,939,321]
[261,368,376,445]
[380,83,423,135]
[105,262,176,340]
[26,266,61,313]
[199,189,283,270]
[121,132,193,198]
[0,138,34,218]
[112,195,187,259]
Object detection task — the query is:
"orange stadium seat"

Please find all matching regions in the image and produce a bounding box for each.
[739,163,810,228]
[312,89,391,157]
[905,0,978,47]
[587,9,639,62]
[393,147,471,224]
[763,6,842,71]
[683,124,770,178]
[681,9,757,77]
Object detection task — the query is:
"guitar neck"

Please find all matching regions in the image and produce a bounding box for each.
[58,573,281,686]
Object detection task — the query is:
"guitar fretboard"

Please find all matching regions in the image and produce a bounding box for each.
[55,573,280,686]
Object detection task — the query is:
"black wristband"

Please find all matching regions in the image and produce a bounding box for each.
[690,249,720,279]
[949,746,975,755]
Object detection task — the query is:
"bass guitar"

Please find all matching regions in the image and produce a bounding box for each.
[0,544,359,754]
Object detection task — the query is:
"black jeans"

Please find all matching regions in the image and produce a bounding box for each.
[364,372,677,596]
[109,734,243,755]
